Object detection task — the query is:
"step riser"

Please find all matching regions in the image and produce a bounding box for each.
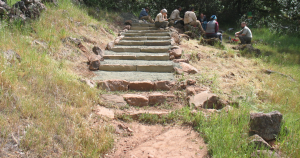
[123,33,170,37]
[132,23,155,27]
[131,27,157,30]
[117,41,171,46]
[128,30,169,33]
[104,55,169,60]
[111,48,170,53]
[99,65,173,72]
[122,37,171,40]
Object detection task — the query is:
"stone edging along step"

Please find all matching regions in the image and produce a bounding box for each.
[121,32,171,37]
[103,51,169,60]
[127,30,170,33]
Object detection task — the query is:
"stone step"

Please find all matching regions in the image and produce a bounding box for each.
[122,36,171,41]
[92,71,175,81]
[122,32,170,37]
[132,23,155,27]
[131,26,157,30]
[99,60,174,72]
[117,40,171,46]
[104,51,169,60]
[111,45,171,53]
[128,30,169,33]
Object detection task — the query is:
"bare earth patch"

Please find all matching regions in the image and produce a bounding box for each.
[107,122,208,158]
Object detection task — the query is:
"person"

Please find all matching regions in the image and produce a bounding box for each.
[139,7,154,23]
[155,9,169,29]
[169,6,183,26]
[206,15,222,42]
[184,7,205,34]
[235,22,252,44]
[197,13,207,30]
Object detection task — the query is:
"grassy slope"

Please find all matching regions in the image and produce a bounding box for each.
[0,0,120,157]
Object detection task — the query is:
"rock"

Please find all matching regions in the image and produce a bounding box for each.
[249,111,283,141]
[128,81,154,91]
[189,91,225,109]
[124,25,131,30]
[171,32,180,45]
[186,86,205,96]
[154,81,176,91]
[148,93,176,105]
[169,47,182,59]
[97,80,129,91]
[196,53,203,61]
[124,20,132,26]
[95,106,114,119]
[114,37,122,44]
[79,78,95,88]
[174,67,184,74]
[169,55,175,60]
[88,54,102,71]
[183,54,191,60]
[81,36,97,44]
[100,94,127,107]
[123,94,149,107]
[2,50,21,64]
[106,41,114,50]
[248,134,273,150]
[186,79,196,85]
[180,62,198,74]
[92,46,104,58]
[173,59,189,63]
[251,150,280,158]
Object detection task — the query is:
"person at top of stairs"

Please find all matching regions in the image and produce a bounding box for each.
[139,7,155,23]
[184,7,205,35]
[169,6,183,26]
[155,9,169,29]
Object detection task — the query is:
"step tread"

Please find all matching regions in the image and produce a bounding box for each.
[113,45,171,49]
[122,36,171,40]
[104,51,169,56]
[92,71,175,81]
[100,60,174,66]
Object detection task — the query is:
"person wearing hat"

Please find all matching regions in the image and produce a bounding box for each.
[155,9,169,29]
[206,15,222,42]
[139,7,154,23]
[184,7,205,34]
[169,6,183,26]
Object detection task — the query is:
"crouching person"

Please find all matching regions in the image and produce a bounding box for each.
[139,7,154,23]
[169,6,183,26]
[155,9,169,29]
[206,15,222,42]
[235,22,252,44]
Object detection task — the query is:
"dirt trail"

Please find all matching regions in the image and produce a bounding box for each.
[107,122,208,158]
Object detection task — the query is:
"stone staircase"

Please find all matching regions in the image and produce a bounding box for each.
[93,23,177,84]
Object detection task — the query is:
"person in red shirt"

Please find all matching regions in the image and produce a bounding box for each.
[205,15,222,42]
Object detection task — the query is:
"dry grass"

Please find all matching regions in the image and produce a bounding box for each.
[0,0,123,157]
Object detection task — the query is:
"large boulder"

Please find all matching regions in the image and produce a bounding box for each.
[169,47,182,59]
[249,111,283,141]
[189,91,225,109]
[97,80,129,91]
[128,81,154,91]
[106,41,114,50]
[123,94,149,107]
[180,62,198,74]
[88,54,102,71]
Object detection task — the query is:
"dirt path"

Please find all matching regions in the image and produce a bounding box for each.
[106,122,208,158]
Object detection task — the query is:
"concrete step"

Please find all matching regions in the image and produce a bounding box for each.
[104,51,169,60]
[132,23,155,27]
[122,32,170,37]
[117,40,171,46]
[99,60,174,72]
[131,26,157,30]
[92,71,174,81]
[128,30,169,33]
[111,45,171,53]
[122,36,171,41]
